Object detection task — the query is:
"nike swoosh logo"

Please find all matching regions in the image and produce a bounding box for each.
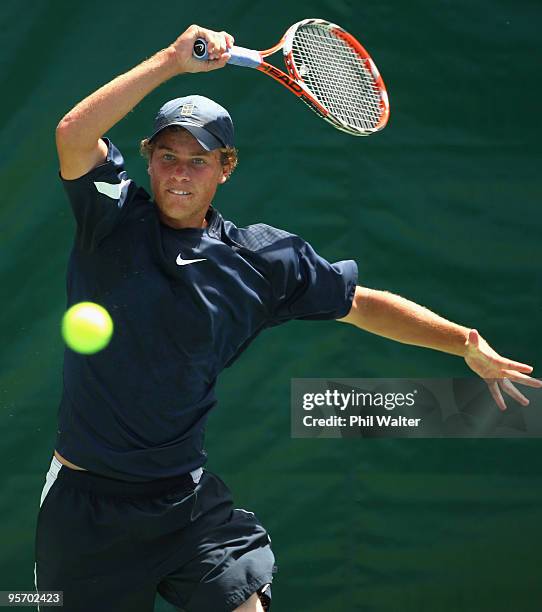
[176,254,207,266]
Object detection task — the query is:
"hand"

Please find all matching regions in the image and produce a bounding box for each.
[464,329,542,411]
[169,24,234,74]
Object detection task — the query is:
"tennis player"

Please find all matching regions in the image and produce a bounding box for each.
[34,24,541,612]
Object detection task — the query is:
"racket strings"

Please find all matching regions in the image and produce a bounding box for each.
[290,25,383,133]
[295,29,382,129]
[296,31,381,129]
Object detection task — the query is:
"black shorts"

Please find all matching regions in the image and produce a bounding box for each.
[35,456,276,611]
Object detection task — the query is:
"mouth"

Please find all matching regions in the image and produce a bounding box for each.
[167,189,192,197]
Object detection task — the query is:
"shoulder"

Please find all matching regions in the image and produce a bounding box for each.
[61,138,153,250]
[62,138,150,205]
[222,220,303,254]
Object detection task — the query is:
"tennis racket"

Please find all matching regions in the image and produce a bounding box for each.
[193,18,389,136]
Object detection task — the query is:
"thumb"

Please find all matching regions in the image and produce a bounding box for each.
[467,329,480,348]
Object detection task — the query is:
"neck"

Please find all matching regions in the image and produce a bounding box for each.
[158,207,211,230]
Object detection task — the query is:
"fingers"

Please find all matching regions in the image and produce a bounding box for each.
[224,31,235,49]
[204,53,231,72]
[499,378,530,406]
[501,370,542,388]
[488,376,538,410]
[198,53,228,72]
[500,359,534,373]
[488,380,507,412]
[467,331,534,374]
[465,329,540,410]
[194,27,233,61]
[174,25,234,74]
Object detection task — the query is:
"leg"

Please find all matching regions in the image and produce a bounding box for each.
[157,471,276,612]
[35,458,159,612]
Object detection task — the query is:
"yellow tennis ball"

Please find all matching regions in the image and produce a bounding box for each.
[61,302,113,354]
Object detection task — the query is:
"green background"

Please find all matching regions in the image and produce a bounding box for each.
[1,0,541,610]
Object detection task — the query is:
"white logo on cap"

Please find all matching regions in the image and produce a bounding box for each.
[179,103,195,117]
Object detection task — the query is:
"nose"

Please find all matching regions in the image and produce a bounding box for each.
[172,160,190,180]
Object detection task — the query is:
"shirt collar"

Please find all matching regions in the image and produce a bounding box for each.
[206,205,223,238]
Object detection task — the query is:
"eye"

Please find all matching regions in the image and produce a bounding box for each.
[192,158,206,165]
[163,153,175,161]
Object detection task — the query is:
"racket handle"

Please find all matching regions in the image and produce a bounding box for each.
[193,38,261,69]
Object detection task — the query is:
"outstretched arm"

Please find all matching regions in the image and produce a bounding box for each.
[338,286,542,410]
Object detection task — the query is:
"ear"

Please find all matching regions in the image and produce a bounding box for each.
[218,163,231,184]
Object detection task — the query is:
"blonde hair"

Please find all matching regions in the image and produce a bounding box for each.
[139,126,238,178]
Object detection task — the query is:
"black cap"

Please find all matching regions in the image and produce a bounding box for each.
[149,95,234,150]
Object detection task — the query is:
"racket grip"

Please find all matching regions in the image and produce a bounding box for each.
[193,38,261,69]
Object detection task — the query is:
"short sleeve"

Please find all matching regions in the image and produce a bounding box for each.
[269,236,358,323]
[61,138,135,250]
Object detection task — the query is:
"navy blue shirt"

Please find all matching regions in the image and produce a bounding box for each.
[56,139,358,481]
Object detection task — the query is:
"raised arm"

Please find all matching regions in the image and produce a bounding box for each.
[339,286,542,410]
[55,25,233,180]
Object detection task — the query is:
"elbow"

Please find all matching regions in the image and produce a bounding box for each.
[55,113,93,153]
[55,113,77,145]
[56,116,73,153]
[56,114,71,133]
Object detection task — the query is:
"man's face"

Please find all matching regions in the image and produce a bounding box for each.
[148,128,228,229]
